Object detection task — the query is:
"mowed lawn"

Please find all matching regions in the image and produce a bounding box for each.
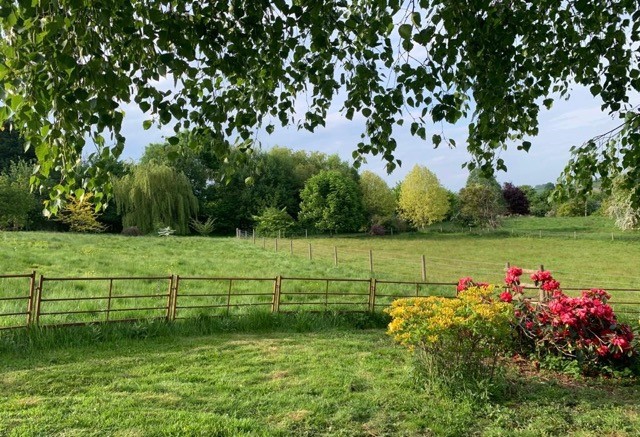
[2,327,640,436]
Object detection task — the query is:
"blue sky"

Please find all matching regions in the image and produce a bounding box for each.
[119,84,622,191]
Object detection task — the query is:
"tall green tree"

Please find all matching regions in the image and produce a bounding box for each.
[113,163,198,234]
[398,165,449,228]
[299,170,365,233]
[359,171,397,224]
[3,2,640,210]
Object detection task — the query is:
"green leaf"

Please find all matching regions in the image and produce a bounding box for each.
[398,24,412,40]
[143,120,153,130]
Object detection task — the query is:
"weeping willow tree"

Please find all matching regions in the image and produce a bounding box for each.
[113,163,198,235]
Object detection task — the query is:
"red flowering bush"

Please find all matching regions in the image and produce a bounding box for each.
[504,267,637,374]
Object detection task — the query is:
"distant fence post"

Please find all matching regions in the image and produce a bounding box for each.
[290,240,293,255]
[272,276,282,312]
[421,255,426,281]
[369,250,374,275]
[262,237,266,249]
[252,229,255,244]
[308,243,312,260]
[368,278,377,312]
[275,238,279,252]
[334,246,338,267]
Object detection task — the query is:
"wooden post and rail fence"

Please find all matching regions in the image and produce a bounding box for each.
[0,268,639,331]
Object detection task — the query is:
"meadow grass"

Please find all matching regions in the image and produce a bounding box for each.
[0,314,639,436]
[1,216,639,327]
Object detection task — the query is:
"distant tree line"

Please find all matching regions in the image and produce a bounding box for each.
[1,126,638,234]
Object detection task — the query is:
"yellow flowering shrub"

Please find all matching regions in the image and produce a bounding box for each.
[386,285,514,390]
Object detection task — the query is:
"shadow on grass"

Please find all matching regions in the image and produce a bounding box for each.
[0,310,391,358]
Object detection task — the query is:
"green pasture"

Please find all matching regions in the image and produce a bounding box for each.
[1,216,639,328]
[1,320,639,436]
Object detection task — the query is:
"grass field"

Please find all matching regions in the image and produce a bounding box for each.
[1,218,640,435]
[1,216,639,327]
[1,318,639,436]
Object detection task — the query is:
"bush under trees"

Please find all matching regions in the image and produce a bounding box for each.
[58,193,107,233]
[253,207,295,237]
[387,285,514,395]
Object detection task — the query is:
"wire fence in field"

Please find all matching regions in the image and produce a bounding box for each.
[1,269,639,330]
[236,230,640,290]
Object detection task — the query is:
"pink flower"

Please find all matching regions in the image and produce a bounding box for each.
[499,291,513,303]
[457,277,474,293]
[542,280,561,292]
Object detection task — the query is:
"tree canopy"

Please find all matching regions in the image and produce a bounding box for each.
[299,170,365,233]
[113,162,198,234]
[1,1,639,212]
[398,165,449,228]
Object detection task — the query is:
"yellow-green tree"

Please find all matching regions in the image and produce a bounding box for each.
[398,165,449,228]
[359,171,396,224]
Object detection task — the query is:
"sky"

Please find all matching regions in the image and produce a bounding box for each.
[118,84,623,192]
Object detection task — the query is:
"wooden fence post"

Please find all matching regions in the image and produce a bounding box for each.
[165,275,174,321]
[275,238,279,252]
[368,278,377,312]
[34,275,44,326]
[290,240,293,255]
[308,243,312,260]
[107,278,114,322]
[226,279,233,315]
[420,255,426,281]
[171,275,180,321]
[262,237,266,249]
[334,246,338,267]
[252,229,256,244]
[305,229,308,238]
[272,276,282,312]
[369,250,374,275]
[26,271,36,326]
[538,264,545,303]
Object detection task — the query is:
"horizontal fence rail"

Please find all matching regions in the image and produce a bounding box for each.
[0,271,639,330]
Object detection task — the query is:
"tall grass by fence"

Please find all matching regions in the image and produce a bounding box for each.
[1,271,639,330]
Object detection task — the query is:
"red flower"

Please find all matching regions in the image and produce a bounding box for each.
[499,291,513,303]
[542,280,560,292]
[457,277,474,292]
[507,266,523,277]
